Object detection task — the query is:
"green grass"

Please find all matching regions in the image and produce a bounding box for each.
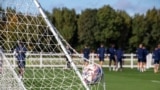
[104,68,160,90]
[22,67,160,90]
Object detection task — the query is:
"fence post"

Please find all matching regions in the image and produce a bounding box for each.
[13,50,16,68]
[131,53,134,69]
[91,52,94,64]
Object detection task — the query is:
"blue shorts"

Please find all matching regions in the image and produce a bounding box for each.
[143,58,146,63]
[99,57,104,61]
[138,58,143,62]
[109,56,116,62]
[17,60,25,68]
[117,58,122,62]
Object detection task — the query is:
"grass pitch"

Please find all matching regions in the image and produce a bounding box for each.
[22,67,160,90]
[104,68,160,90]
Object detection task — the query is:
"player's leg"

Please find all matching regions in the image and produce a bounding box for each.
[141,60,144,72]
[154,61,159,73]
[137,59,140,71]
[156,60,160,73]
[18,60,25,79]
[158,61,160,72]
[115,60,119,71]
[119,58,123,71]
[140,60,144,72]
[112,57,117,71]
[17,60,21,77]
[142,59,146,71]
[99,57,104,67]
[21,60,26,77]
[154,64,156,73]
[65,57,71,68]
[109,57,112,71]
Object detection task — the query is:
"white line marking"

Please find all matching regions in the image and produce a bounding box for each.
[151,80,160,83]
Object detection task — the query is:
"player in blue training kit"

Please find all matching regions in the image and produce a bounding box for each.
[83,45,90,66]
[136,44,144,72]
[142,46,148,71]
[116,48,124,71]
[108,44,117,71]
[15,41,27,79]
[152,47,160,73]
[97,44,106,67]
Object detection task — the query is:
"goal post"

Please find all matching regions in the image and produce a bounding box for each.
[33,0,89,89]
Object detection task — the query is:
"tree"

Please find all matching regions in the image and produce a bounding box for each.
[130,8,160,51]
[115,10,132,51]
[51,8,77,44]
[97,5,120,45]
[77,9,98,49]
[146,8,160,50]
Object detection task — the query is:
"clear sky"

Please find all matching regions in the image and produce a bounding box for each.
[39,0,160,16]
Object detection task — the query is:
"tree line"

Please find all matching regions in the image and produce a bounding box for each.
[48,5,160,53]
[0,5,160,53]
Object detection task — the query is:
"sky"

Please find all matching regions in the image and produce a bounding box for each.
[39,0,160,16]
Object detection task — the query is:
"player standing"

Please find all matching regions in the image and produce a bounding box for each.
[97,44,106,67]
[108,44,117,71]
[15,41,27,79]
[116,47,124,71]
[152,47,160,73]
[142,46,148,71]
[136,44,144,72]
[83,45,90,66]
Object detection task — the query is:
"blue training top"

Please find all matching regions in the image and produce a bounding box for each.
[116,49,123,59]
[108,47,116,58]
[136,48,144,59]
[143,48,148,60]
[158,48,160,60]
[83,48,90,59]
[97,47,106,58]
[16,46,27,61]
[152,49,159,61]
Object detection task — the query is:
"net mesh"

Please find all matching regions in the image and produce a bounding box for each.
[0,0,105,90]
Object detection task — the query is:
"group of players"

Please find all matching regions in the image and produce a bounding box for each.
[83,43,160,73]
[83,44,124,71]
[0,42,160,80]
[132,43,160,73]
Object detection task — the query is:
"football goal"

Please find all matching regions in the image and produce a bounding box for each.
[0,0,105,90]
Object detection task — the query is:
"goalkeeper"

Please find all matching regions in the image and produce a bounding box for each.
[15,41,27,79]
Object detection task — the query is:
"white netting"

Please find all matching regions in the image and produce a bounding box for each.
[0,0,105,90]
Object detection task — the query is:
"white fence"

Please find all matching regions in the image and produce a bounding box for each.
[4,53,154,69]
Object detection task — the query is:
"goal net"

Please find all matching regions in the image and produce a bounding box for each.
[0,0,105,90]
